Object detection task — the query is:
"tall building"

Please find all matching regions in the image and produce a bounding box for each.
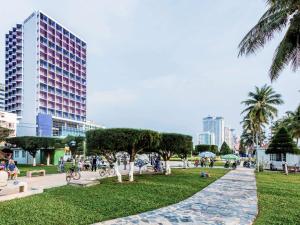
[198,132,215,145]
[202,116,225,149]
[0,83,5,111]
[203,116,214,133]
[214,117,224,148]
[225,127,235,148]
[5,11,87,137]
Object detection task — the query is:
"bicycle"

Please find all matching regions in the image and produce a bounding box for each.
[99,165,115,177]
[66,167,81,183]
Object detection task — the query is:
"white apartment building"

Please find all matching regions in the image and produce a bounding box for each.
[0,111,18,137]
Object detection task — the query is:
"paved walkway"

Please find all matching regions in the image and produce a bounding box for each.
[96,167,258,225]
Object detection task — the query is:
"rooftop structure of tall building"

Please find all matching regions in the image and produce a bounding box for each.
[5,11,87,137]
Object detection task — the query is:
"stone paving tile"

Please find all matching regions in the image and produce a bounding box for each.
[95,167,258,225]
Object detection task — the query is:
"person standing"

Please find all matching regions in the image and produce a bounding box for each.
[91,156,97,172]
[122,154,128,170]
[59,157,65,173]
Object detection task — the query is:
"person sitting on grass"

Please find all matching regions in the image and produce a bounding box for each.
[7,159,17,180]
[200,171,210,178]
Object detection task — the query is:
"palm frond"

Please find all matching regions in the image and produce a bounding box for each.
[238,5,289,56]
[269,13,300,81]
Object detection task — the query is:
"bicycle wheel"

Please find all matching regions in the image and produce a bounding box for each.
[99,170,106,177]
[109,168,115,176]
[66,174,71,183]
[73,172,81,180]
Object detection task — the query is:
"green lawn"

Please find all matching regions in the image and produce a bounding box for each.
[0,168,227,225]
[254,172,300,225]
[17,164,73,177]
[17,164,59,177]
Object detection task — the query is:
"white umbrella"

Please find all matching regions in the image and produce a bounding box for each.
[199,151,216,158]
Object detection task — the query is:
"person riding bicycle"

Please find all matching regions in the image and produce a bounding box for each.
[232,161,237,169]
[224,160,230,168]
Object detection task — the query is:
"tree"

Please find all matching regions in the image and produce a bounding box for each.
[122,129,160,181]
[86,129,125,182]
[194,144,218,155]
[87,128,160,182]
[219,142,232,155]
[273,104,300,144]
[238,1,300,81]
[156,133,192,175]
[241,84,283,146]
[266,127,299,156]
[210,145,218,154]
[0,127,13,142]
[239,140,247,156]
[176,135,193,169]
[194,145,211,154]
[6,136,58,166]
[63,135,85,157]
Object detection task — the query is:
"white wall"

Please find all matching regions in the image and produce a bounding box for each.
[257,148,300,170]
[17,12,38,136]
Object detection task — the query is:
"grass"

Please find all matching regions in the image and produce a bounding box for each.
[17,163,73,177]
[0,168,227,225]
[254,172,300,225]
[17,164,59,177]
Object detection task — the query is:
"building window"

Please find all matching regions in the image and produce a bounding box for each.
[22,150,26,158]
[14,150,19,158]
[270,153,286,162]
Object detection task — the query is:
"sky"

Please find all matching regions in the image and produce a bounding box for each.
[0,0,299,141]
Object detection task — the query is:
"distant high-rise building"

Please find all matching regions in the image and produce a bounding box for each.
[203,116,214,133]
[225,127,236,148]
[214,117,225,148]
[198,132,215,145]
[201,116,225,149]
[0,83,5,111]
[5,11,87,137]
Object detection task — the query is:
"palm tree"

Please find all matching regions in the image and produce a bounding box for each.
[273,104,300,144]
[238,0,300,81]
[241,84,284,145]
[290,105,300,144]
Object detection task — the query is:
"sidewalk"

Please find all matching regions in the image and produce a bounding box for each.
[96,167,258,225]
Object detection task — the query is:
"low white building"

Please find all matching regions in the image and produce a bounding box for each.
[257,148,300,170]
[0,111,18,137]
[84,120,104,131]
